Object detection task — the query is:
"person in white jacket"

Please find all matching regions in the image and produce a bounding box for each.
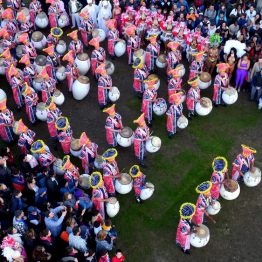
[97,0,112,34]
[82,0,99,28]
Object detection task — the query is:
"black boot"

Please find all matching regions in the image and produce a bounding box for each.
[136,196,143,203]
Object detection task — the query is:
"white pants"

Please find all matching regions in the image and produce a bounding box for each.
[71,13,80,28]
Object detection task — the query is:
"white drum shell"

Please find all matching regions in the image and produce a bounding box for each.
[36,104,48,121]
[53,91,65,106]
[106,61,115,75]
[115,175,133,194]
[244,167,261,187]
[116,133,134,147]
[133,50,146,64]
[32,79,44,92]
[92,29,106,42]
[190,225,210,248]
[153,99,167,116]
[75,57,90,75]
[220,182,240,200]
[195,102,213,116]
[55,66,66,81]
[70,147,82,157]
[222,88,238,105]
[106,199,120,218]
[207,201,221,215]
[72,79,90,100]
[115,41,126,57]
[177,116,188,129]
[109,86,120,102]
[56,43,67,55]
[0,88,7,100]
[35,12,49,29]
[31,35,47,50]
[94,157,105,169]
[156,58,167,68]
[140,182,155,200]
[79,174,91,189]
[177,67,185,78]
[146,136,161,153]
[198,80,211,90]
[58,15,68,28]
[53,159,65,175]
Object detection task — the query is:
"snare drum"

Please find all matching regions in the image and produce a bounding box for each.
[94,155,104,169]
[33,77,44,92]
[105,60,115,75]
[92,29,106,42]
[56,40,67,55]
[58,14,69,28]
[55,66,66,81]
[190,224,210,248]
[156,54,167,68]
[116,127,134,147]
[207,200,221,215]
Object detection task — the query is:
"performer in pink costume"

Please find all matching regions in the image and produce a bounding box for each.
[67,30,83,56]
[186,77,200,120]
[79,11,94,47]
[145,35,160,72]
[126,25,140,65]
[167,67,183,103]
[189,52,204,79]
[106,19,119,58]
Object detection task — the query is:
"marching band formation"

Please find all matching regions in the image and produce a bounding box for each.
[0,0,261,260]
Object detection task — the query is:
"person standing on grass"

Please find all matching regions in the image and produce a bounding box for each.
[186,77,200,120]
[235,54,251,92]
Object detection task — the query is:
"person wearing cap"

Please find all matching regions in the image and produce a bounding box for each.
[102,148,120,197]
[1,49,17,85]
[135,8,149,47]
[129,165,146,203]
[167,68,183,102]
[63,50,79,92]
[89,37,106,77]
[0,98,15,143]
[2,8,17,39]
[103,104,123,147]
[43,45,61,80]
[147,18,161,39]
[106,19,119,58]
[62,155,80,183]
[22,83,39,124]
[29,0,42,29]
[31,140,55,168]
[20,54,37,87]
[232,145,256,182]
[166,91,184,138]
[133,57,149,97]
[46,97,62,140]
[15,119,36,155]
[186,77,200,120]
[176,203,196,254]
[90,172,110,219]
[141,77,157,126]
[79,11,94,47]
[68,30,83,56]
[210,156,228,201]
[126,25,140,65]
[47,0,59,28]
[145,35,160,73]
[96,63,112,109]
[133,113,150,167]
[213,63,229,106]
[191,181,216,226]
[166,42,182,74]
[17,11,34,34]
[79,131,98,174]
[189,51,204,79]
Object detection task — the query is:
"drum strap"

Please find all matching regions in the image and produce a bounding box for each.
[109,116,121,128]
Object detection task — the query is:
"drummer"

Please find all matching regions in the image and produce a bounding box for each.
[210,156,228,201]
[29,0,42,29]
[129,165,146,203]
[213,63,230,107]
[62,155,80,188]
[0,98,15,143]
[63,50,79,92]
[145,35,160,73]
[176,203,196,255]
[189,52,205,79]
[166,42,182,74]
[102,148,120,197]
[43,45,61,80]
[186,77,201,120]
[96,63,112,109]
[103,104,123,147]
[133,57,149,98]
[133,113,150,167]
[19,54,37,87]
[89,36,106,79]
[141,78,158,126]
[79,11,94,47]
[55,116,73,155]
[15,119,36,155]
[1,49,18,85]
[106,19,119,59]
[79,132,98,174]
[191,181,216,226]
[126,25,140,65]
[67,30,83,56]
[167,67,183,103]
[17,11,33,35]
[2,8,17,39]
[166,92,184,138]
[17,33,37,60]
[47,0,59,28]
[90,171,110,219]
[232,145,256,183]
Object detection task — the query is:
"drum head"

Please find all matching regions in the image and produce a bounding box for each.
[77,53,89,61]
[78,76,89,84]
[200,72,211,82]
[118,173,132,185]
[225,87,237,95]
[145,182,154,189]
[196,225,209,238]
[95,155,103,164]
[35,55,47,66]
[158,54,167,63]
[54,89,61,97]
[109,197,117,204]
[148,74,159,82]
[38,12,47,19]
[152,137,161,147]
[224,179,238,192]
[79,174,91,188]
[37,102,45,110]
[57,66,65,73]
[200,97,212,108]
[134,49,144,57]
[34,76,44,83]
[58,39,66,45]
[71,138,80,150]
[32,31,43,42]
[120,127,133,138]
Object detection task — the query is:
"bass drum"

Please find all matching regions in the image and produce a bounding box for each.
[75,53,90,75]
[92,29,106,42]
[109,86,120,102]
[105,60,115,75]
[177,115,188,129]
[70,138,82,157]
[190,224,210,248]
[198,72,211,89]
[196,97,213,116]
[72,76,90,100]
[79,174,91,189]
[36,102,47,121]
[0,58,6,75]
[115,40,126,57]
[156,54,167,68]
[244,167,261,187]
[140,182,155,200]
[146,136,161,153]
[53,89,65,106]
[222,87,238,105]
[55,66,66,81]
[58,14,69,28]
[153,98,167,116]
[33,76,44,92]
[106,197,120,218]
[34,55,47,73]
[31,31,47,50]
[94,155,105,169]
[207,201,221,216]
[145,74,160,90]
[35,12,49,29]
[53,158,65,175]
[133,49,146,64]
[116,127,134,147]
[56,40,67,55]
[115,173,133,194]
[220,179,240,200]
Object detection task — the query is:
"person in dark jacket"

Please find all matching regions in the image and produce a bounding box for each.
[251,69,262,101]
[10,190,24,214]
